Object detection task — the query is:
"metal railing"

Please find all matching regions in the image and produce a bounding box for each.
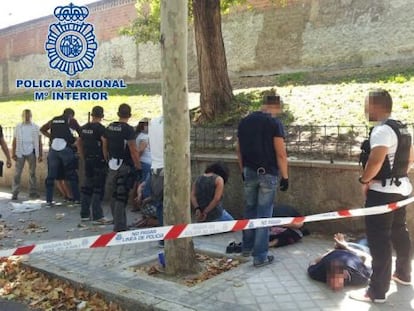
[190,124,414,161]
[3,124,414,161]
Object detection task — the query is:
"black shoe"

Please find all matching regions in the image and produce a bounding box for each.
[226,241,236,253]
[11,194,18,201]
[234,242,242,253]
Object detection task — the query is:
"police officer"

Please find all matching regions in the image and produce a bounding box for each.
[350,89,414,303]
[103,104,140,232]
[77,106,110,224]
[40,108,81,206]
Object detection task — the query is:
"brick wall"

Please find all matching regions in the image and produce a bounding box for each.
[0,0,137,62]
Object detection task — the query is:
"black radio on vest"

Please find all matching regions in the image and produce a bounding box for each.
[359,119,412,186]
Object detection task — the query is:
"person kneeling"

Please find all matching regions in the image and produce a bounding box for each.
[191,162,234,222]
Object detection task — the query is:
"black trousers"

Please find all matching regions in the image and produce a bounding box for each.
[365,190,412,299]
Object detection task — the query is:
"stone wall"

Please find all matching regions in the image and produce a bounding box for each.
[1,151,413,238]
[2,0,414,96]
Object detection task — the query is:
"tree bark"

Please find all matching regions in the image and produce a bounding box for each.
[192,0,234,122]
[160,0,198,275]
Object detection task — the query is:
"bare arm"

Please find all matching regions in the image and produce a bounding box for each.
[236,138,243,172]
[76,137,84,160]
[360,146,388,182]
[101,137,108,162]
[38,136,43,161]
[40,121,51,139]
[0,137,11,168]
[190,182,199,208]
[127,140,141,169]
[11,137,17,161]
[273,137,288,179]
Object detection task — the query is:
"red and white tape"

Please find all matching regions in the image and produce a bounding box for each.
[0,196,413,257]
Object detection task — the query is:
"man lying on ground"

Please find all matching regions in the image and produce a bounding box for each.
[308,233,372,291]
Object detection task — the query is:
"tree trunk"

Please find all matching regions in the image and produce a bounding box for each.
[192,0,234,122]
[160,0,198,275]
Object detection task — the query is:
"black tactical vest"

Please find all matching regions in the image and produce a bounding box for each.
[50,115,75,145]
[360,119,411,186]
[81,123,104,159]
[105,122,131,163]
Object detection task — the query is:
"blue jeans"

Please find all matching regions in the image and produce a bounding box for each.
[215,209,234,221]
[242,167,277,262]
[140,162,152,199]
[45,147,80,203]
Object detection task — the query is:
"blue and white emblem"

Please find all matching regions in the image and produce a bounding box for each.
[45,3,98,76]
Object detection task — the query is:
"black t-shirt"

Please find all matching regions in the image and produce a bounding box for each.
[80,122,105,158]
[0,125,3,139]
[237,111,285,175]
[104,121,135,164]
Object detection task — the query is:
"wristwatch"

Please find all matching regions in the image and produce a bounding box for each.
[358,176,369,184]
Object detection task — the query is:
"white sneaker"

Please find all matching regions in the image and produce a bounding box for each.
[392,274,411,286]
[349,289,386,304]
[92,217,112,225]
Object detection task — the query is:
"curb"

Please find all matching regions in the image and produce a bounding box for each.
[23,259,196,311]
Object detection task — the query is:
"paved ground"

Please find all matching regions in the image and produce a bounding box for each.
[0,189,414,311]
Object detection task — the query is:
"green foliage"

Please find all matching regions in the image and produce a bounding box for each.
[275,72,307,86]
[120,0,247,44]
[389,74,408,84]
[119,0,161,43]
[192,88,295,127]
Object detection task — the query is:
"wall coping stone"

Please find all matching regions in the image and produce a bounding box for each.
[192,153,360,171]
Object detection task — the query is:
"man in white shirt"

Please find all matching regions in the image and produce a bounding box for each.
[11,109,42,200]
[148,116,164,246]
[350,89,414,303]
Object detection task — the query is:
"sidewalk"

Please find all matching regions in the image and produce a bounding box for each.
[0,190,413,311]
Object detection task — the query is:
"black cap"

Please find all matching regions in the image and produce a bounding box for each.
[91,106,104,118]
[117,103,132,118]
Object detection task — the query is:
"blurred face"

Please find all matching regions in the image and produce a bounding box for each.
[138,122,148,133]
[263,104,282,117]
[22,110,32,123]
[364,95,377,122]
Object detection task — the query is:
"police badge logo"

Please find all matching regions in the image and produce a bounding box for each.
[45,3,97,76]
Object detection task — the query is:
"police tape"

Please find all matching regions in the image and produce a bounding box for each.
[0,196,413,257]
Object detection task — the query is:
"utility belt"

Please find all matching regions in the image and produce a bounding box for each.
[372,175,408,187]
[85,154,104,160]
[246,166,276,176]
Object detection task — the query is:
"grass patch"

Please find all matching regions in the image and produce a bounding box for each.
[0,83,163,128]
[270,66,414,87]
[1,67,414,129]
[274,72,307,86]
